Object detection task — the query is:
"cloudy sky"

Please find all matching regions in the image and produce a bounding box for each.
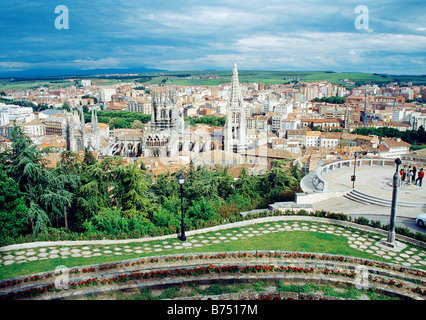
[0,0,425,76]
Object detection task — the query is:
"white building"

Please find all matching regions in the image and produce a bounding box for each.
[280,119,301,131]
[304,131,322,147]
[413,114,426,130]
[274,103,293,115]
[0,108,10,126]
[0,104,34,123]
[319,133,340,148]
[99,88,117,103]
[81,79,92,87]
[18,121,46,136]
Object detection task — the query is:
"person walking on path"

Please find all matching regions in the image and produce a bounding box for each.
[412,166,417,183]
[399,168,404,186]
[415,168,424,187]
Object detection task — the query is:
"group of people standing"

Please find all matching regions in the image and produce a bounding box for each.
[400,165,424,186]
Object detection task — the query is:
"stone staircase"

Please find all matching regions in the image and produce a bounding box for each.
[344,189,425,208]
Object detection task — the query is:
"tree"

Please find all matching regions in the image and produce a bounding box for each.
[235,166,258,199]
[112,164,154,218]
[82,148,97,167]
[418,125,426,144]
[5,127,51,234]
[188,197,216,221]
[131,119,145,129]
[0,165,29,239]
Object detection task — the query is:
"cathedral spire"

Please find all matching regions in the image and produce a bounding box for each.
[224,63,247,155]
[229,63,242,105]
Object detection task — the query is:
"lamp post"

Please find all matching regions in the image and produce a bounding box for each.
[352,152,358,189]
[387,158,402,246]
[177,173,186,241]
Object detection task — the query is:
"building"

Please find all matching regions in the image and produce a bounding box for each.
[224,63,248,154]
[319,132,340,148]
[17,121,46,136]
[0,108,9,126]
[65,109,100,152]
[305,131,322,147]
[99,88,117,103]
[379,137,411,159]
[401,148,426,168]
[142,86,182,157]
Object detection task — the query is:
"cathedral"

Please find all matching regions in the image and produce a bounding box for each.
[65,108,100,152]
[142,86,183,157]
[64,64,249,163]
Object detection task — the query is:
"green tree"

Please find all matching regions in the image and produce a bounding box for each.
[0,166,29,239]
[113,164,154,219]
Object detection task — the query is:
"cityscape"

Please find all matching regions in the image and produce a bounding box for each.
[0,0,425,310]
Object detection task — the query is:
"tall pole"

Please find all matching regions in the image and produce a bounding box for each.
[352,154,357,188]
[387,158,401,245]
[363,90,367,128]
[180,183,186,241]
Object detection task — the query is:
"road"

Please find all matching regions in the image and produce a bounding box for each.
[347,214,426,234]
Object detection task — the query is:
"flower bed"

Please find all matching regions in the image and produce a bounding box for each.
[1,260,424,300]
[1,250,425,291]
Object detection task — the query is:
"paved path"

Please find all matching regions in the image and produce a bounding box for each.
[323,166,426,203]
[1,219,425,273]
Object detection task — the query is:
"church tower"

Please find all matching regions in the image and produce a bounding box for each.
[142,86,180,157]
[224,63,247,153]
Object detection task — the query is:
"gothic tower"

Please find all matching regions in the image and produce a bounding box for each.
[150,86,180,131]
[224,63,247,153]
[142,86,180,157]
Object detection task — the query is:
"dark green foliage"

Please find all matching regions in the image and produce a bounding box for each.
[185,116,226,127]
[312,96,346,104]
[351,126,426,145]
[85,111,151,129]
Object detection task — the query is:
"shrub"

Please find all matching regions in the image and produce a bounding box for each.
[369,220,382,228]
[354,216,370,225]
[326,212,349,221]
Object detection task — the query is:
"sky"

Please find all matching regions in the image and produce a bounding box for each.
[0,0,426,76]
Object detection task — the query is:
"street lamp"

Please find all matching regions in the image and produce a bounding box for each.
[351,152,358,188]
[387,158,402,246]
[177,173,186,241]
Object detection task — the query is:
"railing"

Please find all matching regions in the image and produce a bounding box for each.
[306,158,425,193]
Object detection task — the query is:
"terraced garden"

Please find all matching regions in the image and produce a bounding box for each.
[1,217,425,300]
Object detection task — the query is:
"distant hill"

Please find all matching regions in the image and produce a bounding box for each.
[0,67,164,79]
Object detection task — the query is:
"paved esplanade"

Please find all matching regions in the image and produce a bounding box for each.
[313,165,425,218]
[324,166,425,202]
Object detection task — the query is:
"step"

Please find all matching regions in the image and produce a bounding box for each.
[351,189,424,207]
[344,190,424,208]
[344,192,390,207]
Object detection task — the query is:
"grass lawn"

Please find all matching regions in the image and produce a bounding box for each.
[2,221,422,280]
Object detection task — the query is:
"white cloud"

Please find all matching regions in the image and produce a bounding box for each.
[71,57,121,70]
[156,31,426,73]
[0,61,31,71]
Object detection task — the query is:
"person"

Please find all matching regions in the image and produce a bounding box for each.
[399,168,404,186]
[407,170,413,185]
[412,166,417,183]
[415,168,424,187]
[402,165,407,181]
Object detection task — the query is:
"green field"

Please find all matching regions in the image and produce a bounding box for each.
[139,70,426,87]
[1,71,425,91]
